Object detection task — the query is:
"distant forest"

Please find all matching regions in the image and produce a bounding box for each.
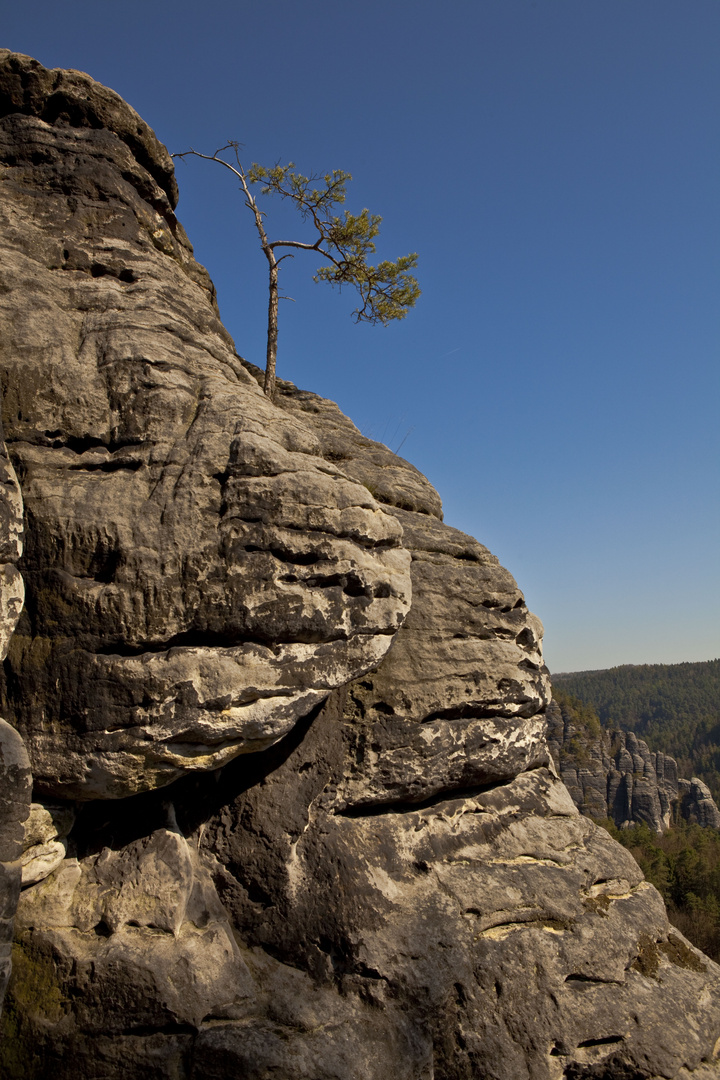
[553,659,720,960]
[553,659,720,801]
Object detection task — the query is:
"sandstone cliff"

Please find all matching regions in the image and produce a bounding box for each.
[546,698,720,833]
[1,50,720,1080]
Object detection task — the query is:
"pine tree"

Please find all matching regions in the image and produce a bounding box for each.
[174,143,420,399]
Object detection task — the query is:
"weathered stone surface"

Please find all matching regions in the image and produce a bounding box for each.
[0,50,411,801]
[244,366,553,810]
[0,49,179,207]
[0,721,31,1013]
[0,385,27,1015]
[10,831,255,1069]
[679,778,720,830]
[20,803,75,886]
[546,699,720,834]
[8,695,720,1078]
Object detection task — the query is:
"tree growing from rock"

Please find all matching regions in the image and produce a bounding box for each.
[173,142,420,398]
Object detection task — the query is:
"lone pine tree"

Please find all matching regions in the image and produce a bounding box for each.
[173,142,420,398]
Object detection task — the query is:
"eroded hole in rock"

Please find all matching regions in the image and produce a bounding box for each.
[243,545,322,567]
[516,627,536,649]
[119,1024,197,1037]
[564,973,612,984]
[423,703,509,723]
[317,934,353,976]
[68,456,144,473]
[354,963,387,982]
[576,1036,624,1048]
[71,699,327,855]
[92,628,277,656]
[92,548,123,584]
[39,433,142,454]
[338,777,509,818]
[373,701,395,716]
[304,572,371,598]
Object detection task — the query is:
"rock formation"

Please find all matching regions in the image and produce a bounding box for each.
[678,778,720,830]
[0,48,413,802]
[0,396,30,1014]
[1,50,720,1079]
[546,699,720,833]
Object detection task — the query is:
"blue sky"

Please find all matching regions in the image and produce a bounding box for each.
[4,0,719,673]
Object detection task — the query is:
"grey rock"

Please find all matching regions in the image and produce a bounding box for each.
[547,699,720,835]
[10,696,720,1078]
[0,382,27,1014]
[14,832,256,1043]
[0,50,412,801]
[0,49,179,207]
[679,778,720,830]
[254,372,553,809]
[21,841,67,888]
[0,720,31,1012]
[21,802,76,886]
[22,802,75,850]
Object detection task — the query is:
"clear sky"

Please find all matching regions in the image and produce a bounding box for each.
[3,0,719,673]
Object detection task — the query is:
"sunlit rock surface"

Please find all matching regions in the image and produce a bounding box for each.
[0,48,411,800]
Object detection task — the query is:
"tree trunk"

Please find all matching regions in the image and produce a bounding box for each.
[264,261,278,399]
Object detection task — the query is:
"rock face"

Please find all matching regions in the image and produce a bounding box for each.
[2,51,720,1080]
[0,395,30,1016]
[0,48,412,801]
[546,699,720,834]
[678,778,720,830]
[0,721,31,1016]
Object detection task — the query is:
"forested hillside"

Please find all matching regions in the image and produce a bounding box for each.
[554,660,720,800]
[549,684,720,962]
